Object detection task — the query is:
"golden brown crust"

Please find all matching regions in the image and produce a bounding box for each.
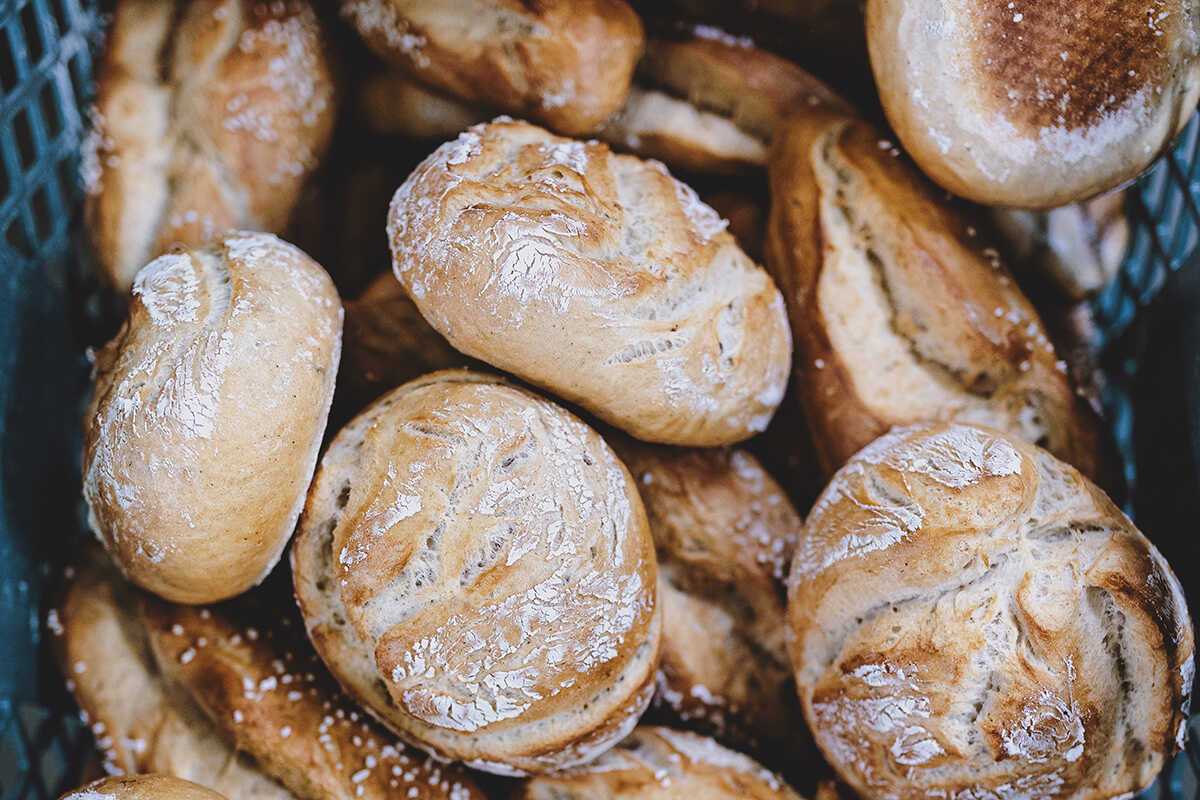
[48,552,295,800]
[293,370,661,775]
[61,775,229,800]
[339,0,643,135]
[787,423,1194,800]
[82,232,342,604]
[867,0,1200,207]
[357,71,491,139]
[764,111,1105,479]
[83,0,338,290]
[142,584,486,800]
[389,119,791,446]
[514,726,805,800]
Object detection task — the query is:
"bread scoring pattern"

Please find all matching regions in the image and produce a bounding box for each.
[787,423,1194,800]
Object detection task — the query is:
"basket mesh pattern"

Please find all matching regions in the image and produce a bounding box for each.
[0,1,1197,798]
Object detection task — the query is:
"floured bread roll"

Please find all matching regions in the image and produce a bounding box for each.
[615,443,808,763]
[788,423,1194,800]
[339,0,643,135]
[765,111,1105,478]
[389,119,791,446]
[515,726,804,799]
[83,0,337,291]
[867,0,1200,207]
[292,370,661,775]
[358,71,490,140]
[48,553,295,799]
[143,581,485,800]
[83,232,342,603]
[60,776,228,800]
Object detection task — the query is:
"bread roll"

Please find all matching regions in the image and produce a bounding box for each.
[866,0,1200,208]
[143,583,485,800]
[702,189,767,261]
[292,370,661,775]
[765,111,1105,478]
[339,272,467,413]
[389,119,791,446]
[49,553,295,799]
[60,776,228,800]
[339,0,643,135]
[358,71,490,139]
[83,232,342,604]
[615,443,807,763]
[83,0,337,291]
[787,423,1194,800]
[514,726,804,799]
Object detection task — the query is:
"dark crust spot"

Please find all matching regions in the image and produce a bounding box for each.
[970,0,1167,130]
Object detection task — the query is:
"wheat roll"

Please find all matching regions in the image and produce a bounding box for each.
[515,726,805,800]
[292,370,661,775]
[787,422,1194,800]
[83,0,337,291]
[83,232,342,604]
[866,0,1200,208]
[61,776,228,800]
[389,119,791,446]
[339,0,643,135]
[765,111,1105,479]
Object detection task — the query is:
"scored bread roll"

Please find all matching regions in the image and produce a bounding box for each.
[339,0,643,135]
[787,423,1194,800]
[83,232,342,604]
[614,443,808,764]
[389,119,791,446]
[515,726,805,799]
[143,581,485,800]
[60,776,228,800]
[765,111,1106,479]
[83,0,337,291]
[48,553,295,799]
[357,71,490,140]
[866,0,1200,208]
[292,370,661,775]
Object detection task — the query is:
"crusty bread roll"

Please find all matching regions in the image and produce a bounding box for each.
[60,776,228,800]
[514,726,804,799]
[765,111,1106,479]
[339,272,467,413]
[49,553,295,799]
[83,0,337,291]
[358,71,490,139]
[143,581,485,800]
[787,423,1194,800]
[389,119,791,446]
[866,0,1200,208]
[83,232,342,604]
[292,370,661,775]
[614,443,807,763]
[339,0,643,136]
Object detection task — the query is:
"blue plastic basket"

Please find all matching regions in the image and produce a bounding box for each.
[0,1,1197,798]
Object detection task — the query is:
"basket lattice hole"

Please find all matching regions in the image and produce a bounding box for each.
[0,145,8,201]
[18,4,43,65]
[38,82,62,138]
[12,109,36,169]
[0,29,17,93]
[31,184,51,239]
[5,216,30,257]
[48,0,70,38]
[54,155,73,203]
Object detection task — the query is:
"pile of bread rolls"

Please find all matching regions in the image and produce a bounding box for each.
[56,1,1196,800]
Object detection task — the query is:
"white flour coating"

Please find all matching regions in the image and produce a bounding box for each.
[341,0,431,68]
[856,424,1022,488]
[132,253,201,325]
[689,24,755,49]
[652,728,783,789]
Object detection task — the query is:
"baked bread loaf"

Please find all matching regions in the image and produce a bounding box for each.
[787,422,1194,800]
[49,553,295,799]
[83,0,337,291]
[339,0,643,136]
[358,71,490,139]
[292,370,661,775]
[514,726,804,799]
[143,581,485,800]
[866,0,1200,208]
[389,119,791,446]
[765,111,1105,478]
[60,776,228,800]
[83,232,342,603]
[614,443,807,763]
[340,272,467,413]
